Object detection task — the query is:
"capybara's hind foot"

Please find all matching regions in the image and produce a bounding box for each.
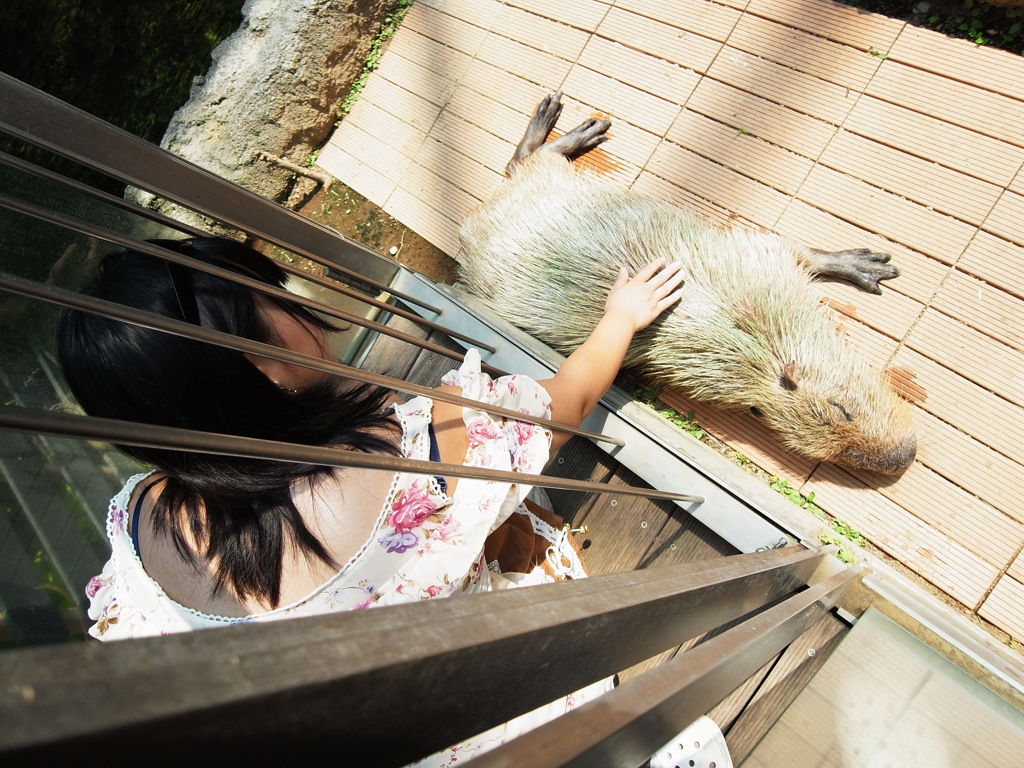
[507,91,564,173]
[542,117,611,159]
[506,91,611,174]
[804,247,900,295]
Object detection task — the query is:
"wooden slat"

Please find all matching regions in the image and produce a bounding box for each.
[475,30,573,88]
[818,129,1002,226]
[578,35,704,107]
[843,94,1024,187]
[727,13,883,91]
[629,170,742,228]
[887,24,1024,101]
[614,0,743,43]
[686,78,838,159]
[1009,550,1024,583]
[492,3,592,61]
[459,59,551,115]
[563,60,684,136]
[891,347,1024,467]
[595,5,724,74]
[774,199,952,304]
[957,230,1024,299]
[647,138,791,228]
[906,307,1024,406]
[914,409,1024,526]
[719,612,848,763]
[416,0,503,30]
[705,46,861,126]
[401,0,491,56]
[869,461,1024,569]
[982,189,1024,247]
[665,108,815,196]
[867,60,1024,148]
[657,387,818,486]
[745,0,905,49]
[416,129,505,197]
[795,164,976,264]
[932,268,1024,353]
[979,574,1024,641]
[501,0,611,32]
[803,464,999,610]
[383,27,474,96]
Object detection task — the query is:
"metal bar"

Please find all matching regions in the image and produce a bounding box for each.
[0,548,823,760]
[0,404,698,502]
[0,149,497,352]
[0,72,440,314]
[474,568,860,768]
[0,191,493,367]
[0,270,628,448]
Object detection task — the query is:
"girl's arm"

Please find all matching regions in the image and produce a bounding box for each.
[539,258,685,450]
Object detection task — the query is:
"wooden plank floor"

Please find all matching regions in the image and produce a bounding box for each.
[318,0,1024,646]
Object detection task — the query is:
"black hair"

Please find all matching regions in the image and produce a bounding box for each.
[57,237,400,607]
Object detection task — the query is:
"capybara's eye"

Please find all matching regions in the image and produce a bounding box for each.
[828,400,853,422]
[750,406,764,418]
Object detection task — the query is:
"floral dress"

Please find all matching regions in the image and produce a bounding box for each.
[84,350,612,763]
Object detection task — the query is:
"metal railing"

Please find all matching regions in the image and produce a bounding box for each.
[0,73,853,763]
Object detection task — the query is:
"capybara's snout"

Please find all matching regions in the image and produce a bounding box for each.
[834,429,917,475]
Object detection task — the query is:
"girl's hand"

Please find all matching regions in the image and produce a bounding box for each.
[604,258,685,331]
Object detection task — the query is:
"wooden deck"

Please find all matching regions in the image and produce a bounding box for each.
[317,0,1024,647]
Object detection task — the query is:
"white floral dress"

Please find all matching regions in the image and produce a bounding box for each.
[84,350,612,763]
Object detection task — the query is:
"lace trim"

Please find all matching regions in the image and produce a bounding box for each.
[523,509,588,580]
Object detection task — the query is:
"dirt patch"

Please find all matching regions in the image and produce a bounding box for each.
[292,180,460,285]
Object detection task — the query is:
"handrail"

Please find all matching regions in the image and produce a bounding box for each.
[475,567,860,767]
[0,548,842,762]
[0,72,438,313]
[0,269,634,450]
[0,191,497,359]
[0,149,498,351]
[0,404,699,503]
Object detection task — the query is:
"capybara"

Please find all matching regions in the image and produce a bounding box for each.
[458,92,916,475]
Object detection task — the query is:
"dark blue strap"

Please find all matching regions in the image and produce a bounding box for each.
[427,424,447,493]
[130,484,146,560]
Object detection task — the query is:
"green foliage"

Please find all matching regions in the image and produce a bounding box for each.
[770,476,823,516]
[842,0,1024,54]
[631,387,707,440]
[339,0,416,116]
[0,0,245,192]
[818,529,859,564]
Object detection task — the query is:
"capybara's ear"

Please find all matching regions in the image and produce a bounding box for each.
[883,366,927,404]
[779,362,801,391]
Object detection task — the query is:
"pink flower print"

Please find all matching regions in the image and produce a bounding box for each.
[466,417,501,448]
[506,378,518,396]
[353,597,373,610]
[429,515,460,543]
[424,585,443,597]
[388,482,442,532]
[85,575,105,599]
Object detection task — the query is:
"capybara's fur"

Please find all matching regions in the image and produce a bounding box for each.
[459,96,916,475]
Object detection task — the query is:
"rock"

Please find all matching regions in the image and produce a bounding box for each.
[128,0,391,233]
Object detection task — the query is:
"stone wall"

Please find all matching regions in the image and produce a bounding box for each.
[129,0,390,231]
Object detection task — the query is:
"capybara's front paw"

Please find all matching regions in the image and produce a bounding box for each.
[837,248,900,295]
[806,247,900,295]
